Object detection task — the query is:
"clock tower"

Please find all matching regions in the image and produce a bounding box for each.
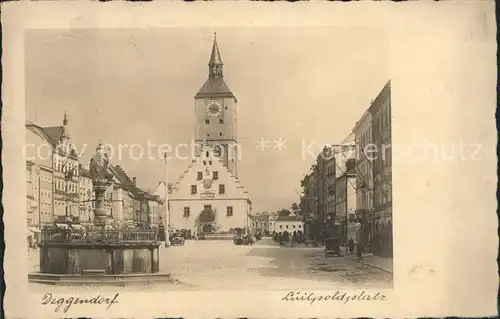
[194,33,239,177]
[168,34,252,236]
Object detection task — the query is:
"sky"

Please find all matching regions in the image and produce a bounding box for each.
[25,27,389,213]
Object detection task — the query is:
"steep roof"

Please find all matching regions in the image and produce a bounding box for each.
[196,77,234,99]
[277,215,303,222]
[195,33,236,100]
[42,126,64,146]
[110,165,133,185]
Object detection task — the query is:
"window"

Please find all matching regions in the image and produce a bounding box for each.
[209,161,212,165]
[206,151,209,158]
[219,132,222,136]
[183,207,190,217]
[191,185,197,195]
[213,171,218,180]
[293,225,296,228]
[204,205,211,214]
[280,225,283,229]
[205,119,210,125]
[219,184,225,194]
[298,224,301,228]
[286,225,289,229]
[203,161,207,165]
[226,206,233,216]
[197,172,203,180]
[219,119,224,124]
[207,133,210,137]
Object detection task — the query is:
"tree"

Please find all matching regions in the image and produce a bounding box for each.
[277,209,291,217]
[290,203,299,214]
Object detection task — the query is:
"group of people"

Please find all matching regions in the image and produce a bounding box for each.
[272,230,305,246]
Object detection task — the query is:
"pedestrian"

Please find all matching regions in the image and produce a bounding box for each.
[283,231,289,246]
[348,237,354,254]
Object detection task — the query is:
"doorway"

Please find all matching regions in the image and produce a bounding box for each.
[202,223,214,233]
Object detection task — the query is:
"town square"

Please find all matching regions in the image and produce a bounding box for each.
[25,28,393,290]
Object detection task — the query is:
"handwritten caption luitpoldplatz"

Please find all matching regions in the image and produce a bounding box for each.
[282,290,387,305]
[41,292,120,313]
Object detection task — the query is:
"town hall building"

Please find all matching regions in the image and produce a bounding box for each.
[167,34,252,236]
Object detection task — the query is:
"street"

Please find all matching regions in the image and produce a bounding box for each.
[29,238,392,292]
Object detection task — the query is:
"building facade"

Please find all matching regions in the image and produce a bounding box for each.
[169,34,252,236]
[251,212,275,235]
[107,165,136,227]
[170,152,252,235]
[335,159,357,245]
[26,160,39,229]
[38,166,54,226]
[301,167,318,241]
[147,195,161,228]
[26,120,56,229]
[275,213,304,234]
[369,80,392,258]
[46,114,80,220]
[324,148,336,224]
[352,109,374,246]
[301,146,336,242]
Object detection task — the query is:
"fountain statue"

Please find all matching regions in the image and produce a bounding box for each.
[29,141,171,285]
[89,142,114,227]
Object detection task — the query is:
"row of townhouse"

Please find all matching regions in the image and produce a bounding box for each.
[352,80,392,258]
[26,113,162,240]
[299,80,392,256]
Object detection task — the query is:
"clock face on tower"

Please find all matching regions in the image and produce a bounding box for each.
[206,101,222,117]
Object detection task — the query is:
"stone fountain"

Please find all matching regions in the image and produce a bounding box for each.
[29,142,170,285]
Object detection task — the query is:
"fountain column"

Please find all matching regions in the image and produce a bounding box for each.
[93,180,108,227]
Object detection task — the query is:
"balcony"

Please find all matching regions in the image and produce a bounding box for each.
[198,210,216,223]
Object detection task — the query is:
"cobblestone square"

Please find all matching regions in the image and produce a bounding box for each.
[29,239,392,293]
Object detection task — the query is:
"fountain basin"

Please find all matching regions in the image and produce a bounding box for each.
[37,242,161,275]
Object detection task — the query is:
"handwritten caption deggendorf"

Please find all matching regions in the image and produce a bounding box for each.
[41,292,120,313]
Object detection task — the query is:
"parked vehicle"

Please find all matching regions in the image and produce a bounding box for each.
[171,233,185,246]
[324,237,341,257]
[233,234,244,245]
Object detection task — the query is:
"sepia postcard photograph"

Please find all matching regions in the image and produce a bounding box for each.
[2,1,498,318]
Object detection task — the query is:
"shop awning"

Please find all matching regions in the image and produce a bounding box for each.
[71,224,85,231]
[55,223,70,229]
[28,227,41,233]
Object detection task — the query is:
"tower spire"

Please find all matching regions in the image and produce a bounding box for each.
[208,32,223,78]
[61,111,70,139]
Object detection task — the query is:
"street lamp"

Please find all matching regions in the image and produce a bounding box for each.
[163,153,171,247]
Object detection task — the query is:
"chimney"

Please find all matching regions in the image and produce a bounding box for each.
[132,177,137,185]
